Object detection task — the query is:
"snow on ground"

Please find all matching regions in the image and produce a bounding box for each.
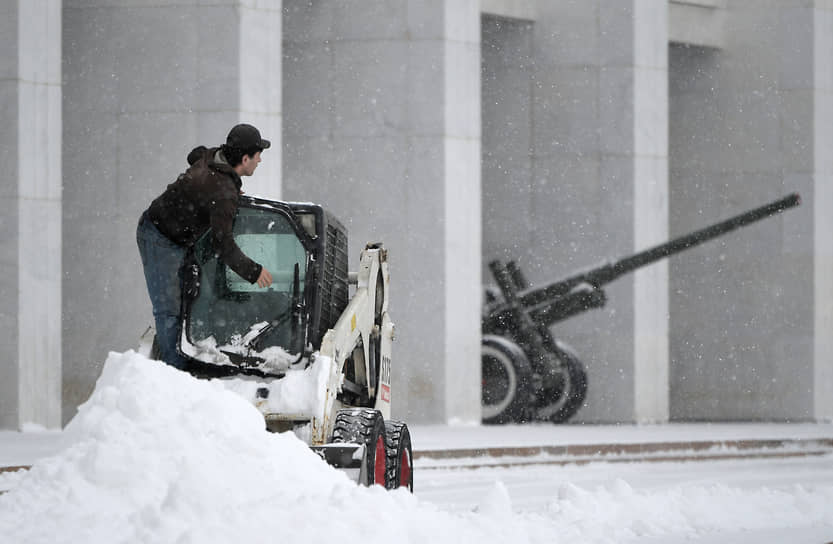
[417,458,833,543]
[1,350,832,543]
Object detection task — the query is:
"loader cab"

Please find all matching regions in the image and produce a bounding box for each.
[180,196,349,376]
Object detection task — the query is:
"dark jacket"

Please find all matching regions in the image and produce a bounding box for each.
[146,146,261,283]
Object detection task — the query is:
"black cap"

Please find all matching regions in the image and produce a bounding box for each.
[226,123,271,151]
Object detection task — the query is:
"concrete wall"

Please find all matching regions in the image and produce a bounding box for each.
[667,0,830,421]
[61,0,281,424]
[481,15,534,278]
[482,0,669,423]
[533,0,639,422]
[480,0,830,423]
[282,0,482,423]
[669,0,727,49]
[2,0,832,429]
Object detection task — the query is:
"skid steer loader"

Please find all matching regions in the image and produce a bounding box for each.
[141,195,412,491]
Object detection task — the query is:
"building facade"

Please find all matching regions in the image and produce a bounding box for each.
[1,0,830,429]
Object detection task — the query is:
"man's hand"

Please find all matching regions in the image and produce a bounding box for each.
[256,267,273,288]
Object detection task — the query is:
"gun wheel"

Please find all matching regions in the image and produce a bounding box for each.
[481,335,534,424]
[535,342,588,423]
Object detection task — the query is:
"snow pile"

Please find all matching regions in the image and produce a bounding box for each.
[1,350,832,543]
[0,351,555,543]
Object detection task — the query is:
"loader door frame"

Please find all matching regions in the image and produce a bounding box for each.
[180,198,320,370]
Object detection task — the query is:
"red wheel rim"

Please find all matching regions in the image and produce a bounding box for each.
[399,449,411,489]
[374,436,386,485]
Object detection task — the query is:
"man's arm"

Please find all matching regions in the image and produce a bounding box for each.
[256,267,273,288]
[210,199,271,286]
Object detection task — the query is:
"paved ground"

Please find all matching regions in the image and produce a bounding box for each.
[3,422,833,472]
[408,422,833,468]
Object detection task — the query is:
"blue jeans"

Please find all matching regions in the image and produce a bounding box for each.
[136,213,190,370]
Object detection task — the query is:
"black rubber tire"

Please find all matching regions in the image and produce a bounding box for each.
[384,420,413,492]
[534,342,588,423]
[332,408,388,487]
[481,335,535,424]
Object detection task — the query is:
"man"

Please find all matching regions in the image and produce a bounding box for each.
[137,123,274,369]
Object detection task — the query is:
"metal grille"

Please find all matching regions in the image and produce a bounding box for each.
[317,220,349,343]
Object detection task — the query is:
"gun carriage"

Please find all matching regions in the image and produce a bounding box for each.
[481,194,801,424]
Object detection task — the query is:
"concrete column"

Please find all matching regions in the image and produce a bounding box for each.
[632,0,669,422]
[0,0,62,430]
[62,0,282,423]
[283,0,482,423]
[0,1,22,430]
[239,1,282,200]
[443,1,482,424]
[813,3,833,421]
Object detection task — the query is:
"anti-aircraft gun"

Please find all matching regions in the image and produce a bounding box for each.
[481,193,801,424]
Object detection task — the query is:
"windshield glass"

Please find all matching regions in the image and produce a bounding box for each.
[185,206,309,366]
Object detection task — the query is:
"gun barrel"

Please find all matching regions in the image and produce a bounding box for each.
[519,193,800,308]
[612,192,800,279]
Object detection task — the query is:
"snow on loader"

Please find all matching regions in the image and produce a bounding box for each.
[141,195,412,491]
